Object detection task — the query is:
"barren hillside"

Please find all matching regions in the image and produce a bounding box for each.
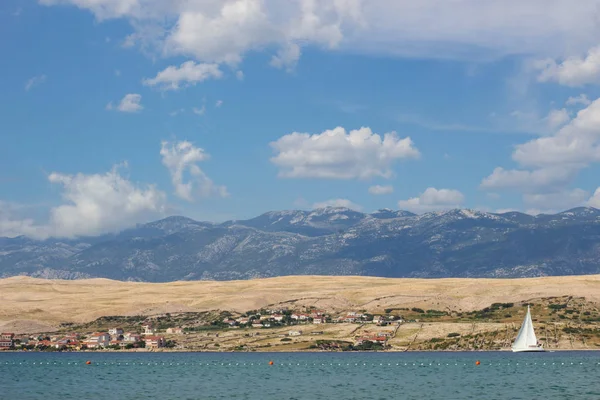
[1,274,600,332]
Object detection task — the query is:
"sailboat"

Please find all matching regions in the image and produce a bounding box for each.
[511,305,546,352]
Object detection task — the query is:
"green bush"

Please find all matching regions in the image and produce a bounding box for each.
[447,332,460,338]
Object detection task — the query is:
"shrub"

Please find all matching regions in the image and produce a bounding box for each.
[447,332,460,338]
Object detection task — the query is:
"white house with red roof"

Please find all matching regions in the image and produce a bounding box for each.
[84,332,110,348]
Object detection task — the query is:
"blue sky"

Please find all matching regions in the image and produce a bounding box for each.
[3,0,600,238]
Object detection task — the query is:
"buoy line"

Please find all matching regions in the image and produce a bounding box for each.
[1,361,598,368]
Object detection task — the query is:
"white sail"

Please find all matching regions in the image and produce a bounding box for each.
[512,305,544,352]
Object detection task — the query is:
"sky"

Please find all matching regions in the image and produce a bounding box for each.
[3,0,600,239]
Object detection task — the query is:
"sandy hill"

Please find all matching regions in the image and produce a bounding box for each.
[1,275,600,333]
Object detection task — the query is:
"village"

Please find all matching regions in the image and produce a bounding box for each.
[2,297,599,352]
[0,308,404,352]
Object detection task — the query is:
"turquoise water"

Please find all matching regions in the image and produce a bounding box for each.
[1,352,599,399]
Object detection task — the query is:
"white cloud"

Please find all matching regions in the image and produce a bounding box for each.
[398,187,465,213]
[270,126,419,179]
[25,74,46,91]
[512,98,600,168]
[482,98,600,209]
[107,93,143,112]
[523,188,589,211]
[0,201,41,239]
[545,108,570,130]
[566,94,591,106]
[40,0,600,67]
[0,165,167,239]
[215,100,223,108]
[270,42,301,71]
[236,70,244,80]
[480,166,577,193]
[587,187,600,208]
[535,46,600,87]
[192,106,206,116]
[160,140,228,201]
[312,198,362,211]
[143,61,223,90]
[368,185,394,195]
[509,108,571,135]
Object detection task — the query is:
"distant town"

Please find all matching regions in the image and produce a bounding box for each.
[2,297,599,352]
[0,308,404,352]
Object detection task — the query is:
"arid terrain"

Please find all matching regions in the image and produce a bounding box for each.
[1,275,600,351]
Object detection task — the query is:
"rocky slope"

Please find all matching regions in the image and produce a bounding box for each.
[1,207,600,281]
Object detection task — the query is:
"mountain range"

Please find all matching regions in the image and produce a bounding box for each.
[1,206,600,282]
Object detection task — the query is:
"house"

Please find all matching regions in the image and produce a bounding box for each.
[272,314,284,322]
[145,336,165,349]
[0,333,14,349]
[223,319,237,326]
[237,318,250,325]
[108,328,124,336]
[288,330,302,336]
[84,332,111,348]
[123,332,141,343]
[343,316,357,323]
[142,324,155,335]
[312,317,325,324]
[291,313,309,321]
[166,327,184,334]
[251,323,263,328]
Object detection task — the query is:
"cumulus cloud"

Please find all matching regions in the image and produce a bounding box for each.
[523,189,589,211]
[566,94,591,107]
[368,185,394,195]
[587,187,600,208]
[509,108,571,135]
[40,0,600,68]
[545,108,570,130]
[270,126,419,179]
[215,100,223,107]
[482,97,600,212]
[480,166,577,193]
[397,187,465,213]
[236,70,244,80]
[0,201,41,238]
[512,98,600,168]
[535,46,600,87]
[312,198,362,211]
[0,165,167,239]
[106,93,143,112]
[160,140,228,201]
[25,74,46,91]
[142,61,223,90]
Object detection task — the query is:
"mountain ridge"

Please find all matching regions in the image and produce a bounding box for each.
[1,206,600,282]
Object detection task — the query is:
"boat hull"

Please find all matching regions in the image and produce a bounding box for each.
[511,348,546,353]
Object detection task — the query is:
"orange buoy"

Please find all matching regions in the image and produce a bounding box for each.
[269,361,274,366]
[475,360,480,365]
[86,360,91,365]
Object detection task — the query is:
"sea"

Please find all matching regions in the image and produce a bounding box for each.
[1,351,599,399]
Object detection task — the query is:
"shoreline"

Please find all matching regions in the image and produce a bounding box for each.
[2,348,599,354]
